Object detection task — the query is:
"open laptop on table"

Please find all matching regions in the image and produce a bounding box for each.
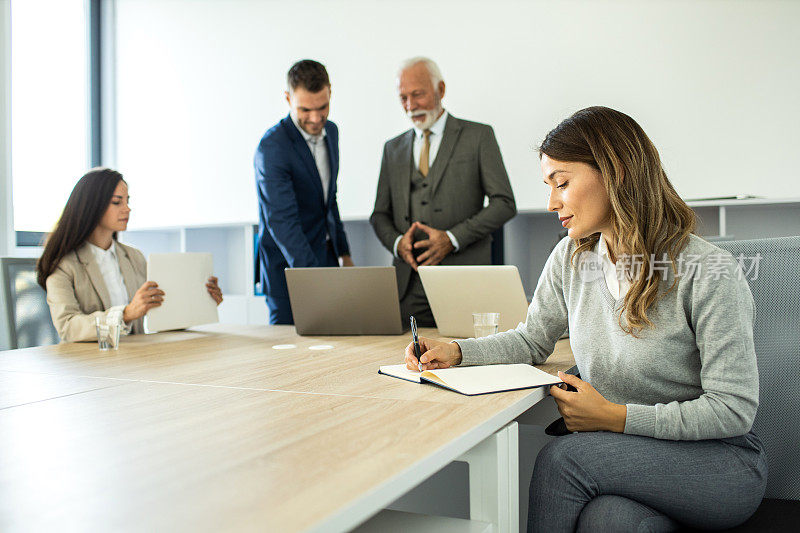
[285,266,404,335]
[418,265,529,338]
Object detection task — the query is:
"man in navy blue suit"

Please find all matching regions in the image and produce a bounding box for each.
[254,60,353,324]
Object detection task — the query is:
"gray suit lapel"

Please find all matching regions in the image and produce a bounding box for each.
[76,243,111,309]
[395,130,414,222]
[428,114,463,195]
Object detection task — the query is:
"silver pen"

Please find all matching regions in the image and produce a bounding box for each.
[411,316,423,371]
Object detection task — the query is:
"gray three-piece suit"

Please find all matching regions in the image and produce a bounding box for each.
[370,113,517,325]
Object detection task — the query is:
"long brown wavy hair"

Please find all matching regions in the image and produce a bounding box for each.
[36,168,125,288]
[539,106,696,334]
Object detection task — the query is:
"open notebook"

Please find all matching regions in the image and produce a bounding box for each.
[378,363,562,396]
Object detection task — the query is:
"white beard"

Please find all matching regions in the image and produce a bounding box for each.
[407,106,442,130]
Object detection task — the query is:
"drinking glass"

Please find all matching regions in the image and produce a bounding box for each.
[95,315,121,351]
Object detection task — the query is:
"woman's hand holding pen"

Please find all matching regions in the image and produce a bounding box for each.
[404,337,462,371]
[549,372,627,433]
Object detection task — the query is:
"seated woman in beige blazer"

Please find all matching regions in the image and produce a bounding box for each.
[36,168,223,342]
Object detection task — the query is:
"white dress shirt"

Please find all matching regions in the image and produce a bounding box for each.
[89,241,129,307]
[291,114,330,202]
[393,109,460,257]
[598,234,632,300]
[89,241,132,332]
[412,109,449,174]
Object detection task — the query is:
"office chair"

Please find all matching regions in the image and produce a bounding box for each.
[680,236,800,532]
[0,258,60,350]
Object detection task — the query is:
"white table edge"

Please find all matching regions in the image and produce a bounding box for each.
[306,387,548,533]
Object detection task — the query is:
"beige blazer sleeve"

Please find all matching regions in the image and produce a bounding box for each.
[45,241,147,343]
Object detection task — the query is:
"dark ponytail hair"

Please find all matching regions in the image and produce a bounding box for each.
[36,168,125,288]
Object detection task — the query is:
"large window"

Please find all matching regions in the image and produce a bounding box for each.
[11,0,89,234]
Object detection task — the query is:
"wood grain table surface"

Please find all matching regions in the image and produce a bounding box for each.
[0,324,575,532]
[0,324,575,405]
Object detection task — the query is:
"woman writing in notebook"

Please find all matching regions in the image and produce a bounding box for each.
[406,107,766,531]
[37,168,223,342]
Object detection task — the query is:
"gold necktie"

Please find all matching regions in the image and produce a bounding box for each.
[419,130,431,177]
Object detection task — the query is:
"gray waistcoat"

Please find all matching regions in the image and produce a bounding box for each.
[409,161,433,246]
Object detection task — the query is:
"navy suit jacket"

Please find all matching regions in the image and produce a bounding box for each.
[254,115,350,300]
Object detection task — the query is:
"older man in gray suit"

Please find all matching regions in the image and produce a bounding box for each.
[370,57,516,326]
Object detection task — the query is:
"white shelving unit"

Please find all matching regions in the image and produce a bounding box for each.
[508,198,800,293]
[120,223,263,325]
[104,198,800,325]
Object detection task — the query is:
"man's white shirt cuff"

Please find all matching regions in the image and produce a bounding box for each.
[393,235,402,258]
[446,231,460,252]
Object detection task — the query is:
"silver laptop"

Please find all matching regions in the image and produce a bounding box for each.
[418,265,529,338]
[285,267,404,335]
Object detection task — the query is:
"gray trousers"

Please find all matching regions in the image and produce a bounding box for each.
[528,431,767,532]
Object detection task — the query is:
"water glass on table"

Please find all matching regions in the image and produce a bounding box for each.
[473,312,500,338]
[95,314,121,351]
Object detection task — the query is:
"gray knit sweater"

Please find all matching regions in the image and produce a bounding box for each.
[457,235,760,442]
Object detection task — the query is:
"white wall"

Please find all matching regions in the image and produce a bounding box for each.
[114,0,800,229]
[10,0,89,234]
[1,0,11,256]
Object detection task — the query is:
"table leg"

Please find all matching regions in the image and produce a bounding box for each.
[458,421,519,533]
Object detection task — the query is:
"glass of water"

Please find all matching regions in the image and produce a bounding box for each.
[95,315,121,351]
[473,312,500,338]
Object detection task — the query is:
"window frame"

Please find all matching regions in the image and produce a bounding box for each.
[11,0,112,252]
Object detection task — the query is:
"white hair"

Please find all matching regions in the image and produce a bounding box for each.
[398,56,444,88]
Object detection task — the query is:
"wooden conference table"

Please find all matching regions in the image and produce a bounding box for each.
[0,324,574,532]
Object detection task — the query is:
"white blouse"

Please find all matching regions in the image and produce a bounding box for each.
[89,241,129,307]
[88,241,133,332]
[598,234,632,300]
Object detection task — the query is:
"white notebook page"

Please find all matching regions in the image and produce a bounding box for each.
[379,363,561,395]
